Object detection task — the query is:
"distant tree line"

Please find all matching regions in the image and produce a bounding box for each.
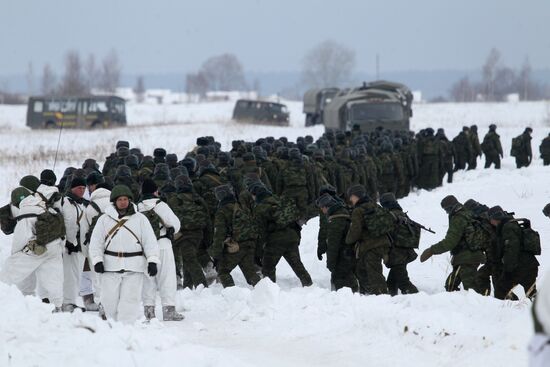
[450,48,548,102]
[35,49,121,97]
[185,53,247,96]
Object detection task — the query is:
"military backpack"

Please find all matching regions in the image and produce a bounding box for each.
[510,136,522,157]
[422,139,438,155]
[363,204,396,238]
[271,195,301,228]
[231,203,258,242]
[283,165,307,187]
[141,200,164,240]
[457,211,490,252]
[392,212,421,248]
[177,194,208,231]
[511,218,541,255]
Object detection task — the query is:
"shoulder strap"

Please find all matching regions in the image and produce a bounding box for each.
[121,223,141,244]
[89,201,101,215]
[328,213,350,221]
[104,218,128,242]
[15,213,39,221]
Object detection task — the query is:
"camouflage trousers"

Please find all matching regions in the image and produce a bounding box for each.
[484,153,501,169]
[355,246,389,295]
[262,240,312,287]
[444,264,481,293]
[173,235,207,289]
[217,241,261,288]
[494,265,538,301]
[515,155,531,169]
[386,247,418,296]
[330,250,358,292]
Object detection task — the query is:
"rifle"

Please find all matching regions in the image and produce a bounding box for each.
[402,214,435,234]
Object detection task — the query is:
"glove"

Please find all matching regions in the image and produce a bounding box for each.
[94,262,105,274]
[420,248,434,263]
[317,247,324,261]
[66,242,81,254]
[147,262,158,277]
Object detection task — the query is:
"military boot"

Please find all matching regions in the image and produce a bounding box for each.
[144,306,156,320]
[162,306,184,321]
[82,294,99,311]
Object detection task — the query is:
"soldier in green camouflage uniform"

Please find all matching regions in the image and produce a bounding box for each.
[209,185,261,287]
[252,184,312,286]
[345,185,390,295]
[276,148,310,221]
[488,206,539,300]
[511,128,533,168]
[468,125,482,170]
[171,175,210,288]
[317,194,358,292]
[540,133,550,166]
[481,124,503,169]
[420,195,485,293]
[453,127,472,171]
[436,128,454,184]
[376,142,398,196]
[380,193,419,295]
[416,128,440,190]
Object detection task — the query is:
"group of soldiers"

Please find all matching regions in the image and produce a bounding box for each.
[0,123,544,323]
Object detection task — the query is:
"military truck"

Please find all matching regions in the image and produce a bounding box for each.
[232,99,289,126]
[27,95,126,129]
[303,87,339,126]
[323,81,413,132]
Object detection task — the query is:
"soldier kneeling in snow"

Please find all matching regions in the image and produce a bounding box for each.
[89,185,160,324]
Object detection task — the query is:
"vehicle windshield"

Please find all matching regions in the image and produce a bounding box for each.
[111,100,125,114]
[269,104,287,114]
[351,102,404,121]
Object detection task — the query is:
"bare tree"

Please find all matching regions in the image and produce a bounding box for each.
[99,49,121,93]
[301,40,356,88]
[84,53,99,92]
[134,75,145,103]
[41,63,57,96]
[59,50,88,95]
[449,77,476,102]
[26,62,35,95]
[482,48,501,101]
[199,53,247,91]
[185,72,209,97]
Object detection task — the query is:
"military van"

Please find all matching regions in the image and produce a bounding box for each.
[232,99,289,126]
[26,95,127,129]
[323,81,413,132]
[303,87,339,126]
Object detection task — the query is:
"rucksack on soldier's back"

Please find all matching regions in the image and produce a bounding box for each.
[141,200,163,240]
[363,204,396,238]
[463,217,491,252]
[510,136,522,157]
[272,195,301,228]
[512,218,541,255]
[35,208,66,246]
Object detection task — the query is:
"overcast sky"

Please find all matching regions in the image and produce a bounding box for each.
[1,0,548,75]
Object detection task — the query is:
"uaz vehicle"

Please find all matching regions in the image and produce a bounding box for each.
[303,87,339,126]
[27,95,127,129]
[323,81,413,132]
[232,99,289,126]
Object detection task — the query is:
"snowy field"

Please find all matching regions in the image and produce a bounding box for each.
[1,100,550,366]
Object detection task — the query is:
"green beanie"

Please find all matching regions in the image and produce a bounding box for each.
[11,187,31,208]
[19,175,41,193]
[110,184,134,202]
